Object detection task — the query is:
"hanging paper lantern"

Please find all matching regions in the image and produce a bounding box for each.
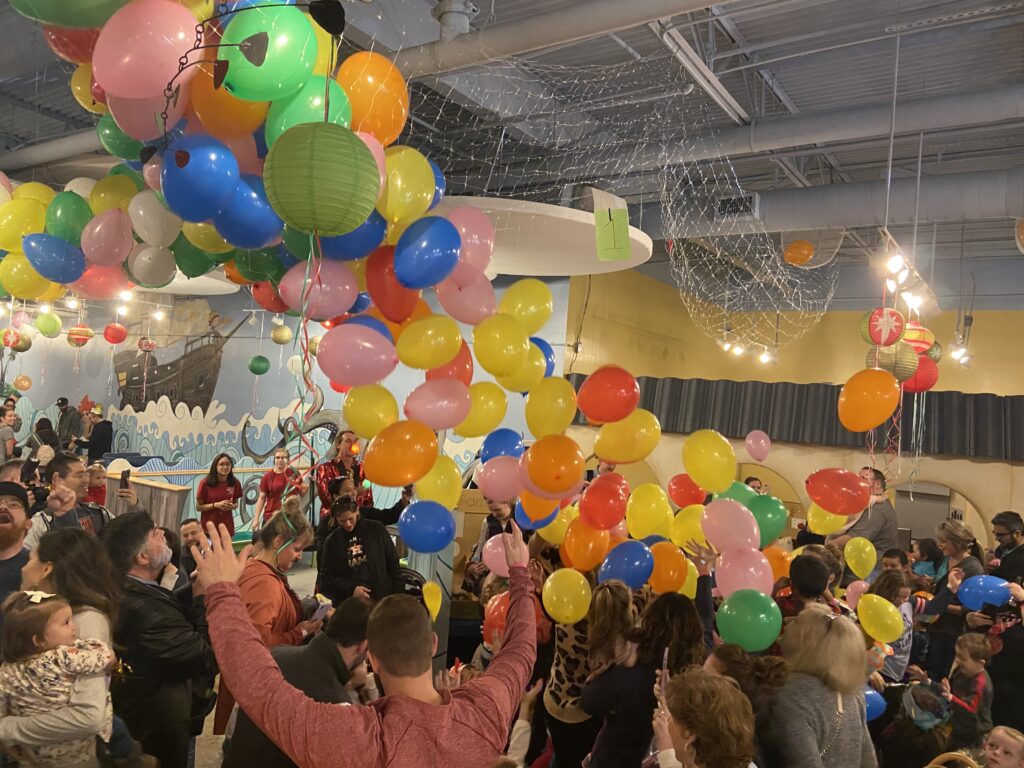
[67,324,95,348]
[903,321,936,355]
[263,122,380,236]
[904,355,939,394]
[34,312,62,338]
[137,336,157,352]
[270,324,293,345]
[12,375,31,392]
[11,332,32,353]
[783,239,814,266]
[248,354,270,375]
[103,322,128,344]
[2,329,20,348]
[308,335,322,356]
[925,340,943,363]
[865,342,919,382]
[858,307,905,347]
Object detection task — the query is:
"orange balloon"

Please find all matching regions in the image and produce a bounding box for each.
[190,64,269,140]
[763,544,791,582]
[649,541,688,594]
[335,52,409,147]
[362,419,438,486]
[783,239,814,266]
[520,489,559,522]
[837,368,900,432]
[563,518,609,572]
[223,260,253,285]
[523,435,585,496]
[559,545,574,569]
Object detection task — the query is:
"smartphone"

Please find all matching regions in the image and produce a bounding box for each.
[311,601,331,623]
[20,459,39,484]
[119,469,131,489]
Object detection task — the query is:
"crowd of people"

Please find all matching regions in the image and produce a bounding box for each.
[0,431,1019,768]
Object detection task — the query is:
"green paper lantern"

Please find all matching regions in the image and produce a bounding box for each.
[45,192,93,246]
[97,114,143,161]
[9,0,126,26]
[926,340,943,363]
[233,248,286,284]
[219,6,317,102]
[747,495,788,549]
[866,341,919,382]
[716,589,782,652]
[34,312,62,338]
[265,76,352,148]
[171,234,216,278]
[264,122,380,236]
[248,355,271,375]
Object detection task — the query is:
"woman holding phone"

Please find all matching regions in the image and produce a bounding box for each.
[197,453,243,537]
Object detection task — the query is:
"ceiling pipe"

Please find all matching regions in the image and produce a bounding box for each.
[0,130,102,173]
[634,166,1024,238]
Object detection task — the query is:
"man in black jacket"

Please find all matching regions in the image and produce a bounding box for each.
[319,496,403,603]
[71,405,113,464]
[985,510,1024,730]
[102,511,217,768]
[223,595,374,768]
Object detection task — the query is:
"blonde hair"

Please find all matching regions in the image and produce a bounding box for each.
[987,726,1024,756]
[779,604,866,695]
[936,519,984,560]
[87,464,106,480]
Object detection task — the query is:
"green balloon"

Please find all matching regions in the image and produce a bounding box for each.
[233,248,286,283]
[9,0,126,26]
[747,495,789,549]
[714,481,759,508]
[171,234,215,278]
[281,226,314,260]
[248,355,271,375]
[717,589,782,652]
[34,312,63,338]
[45,192,93,246]
[97,114,143,161]
[108,163,145,191]
[219,6,318,102]
[265,76,352,148]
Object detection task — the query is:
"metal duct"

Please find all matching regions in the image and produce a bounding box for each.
[0,131,102,173]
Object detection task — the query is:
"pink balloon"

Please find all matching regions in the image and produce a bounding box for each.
[316,324,398,386]
[476,456,524,502]
[72,264,133,300]
[435,267,496,326]
[143,156,163,191]
[90,76,107,106]
[10,311,29,330]
[81,209,134,266]
[92,0,198,99]
[610,519,629,540]
[356,131,386,198]
[715,548,774,597]
[107,84,190,141]
[0,172,12,194]
[846,580,870,610]
[745,430,771,462]
[403,379,471,430]
[278,260,357,320]
[482,535,510,578]
[222,133,261,176]
[445,207,494,272]
[702,499,759,551]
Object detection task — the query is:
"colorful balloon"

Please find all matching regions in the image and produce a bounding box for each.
[475,456,524,502]
[445,206,494,275]
[473,313,530,378]
[44,192,93,246]
[563,518,610,572]
[376,146,434,224]
[435,267,497,326]
[594,409,661,464]
[189,64,269,140]
[265,75,351,147]
[598,540,653,590]
[845,580,870,611]
[857,594,904,644]
[398,501,455,553]
[717,589,782,652]
[43,24,100,63]
[128,190,182,248]
[806,502,847,535]
[958,575,1011,612]
[806,469,870,516]
[844,537,877,580]
[162,134,240,223]
[422,581,442,621]
[366,246,421,323]
[316,323,398,386]
[714,481,759,507]
[523,435,585,496]
[838,368,900,432]
[403,379,471,431]
[682,430,736,494]
[671,504,707,550]
[626,483,673,541]
[219,5,317,101]
[648,541,688,594]
[538,505,578,546]
[747,495,788,548]
[498,278,553,335]
[454,382,507,438]
[716,548,774,597]
[363,420,438,487]
[394,216,461,289]
[0,199,46,252]
[278,260,357,320]
[496,343,546,394]
[213,175,283,250]
[577,365,639,425]
[22,234,86,284]
[542,568,592,624]
[744,430,771,462]
[88,175,137,215]
[414,454,462,510]
[480,429,525,463]
[343,384,398,439]
[396,315,461,370]
[0,252,49,299]
[524,377,577,438]
[336,51,409,147]
[426,339,474,386]
[579,473,630,531]
[702,499,759,551]
[667,474,706,508]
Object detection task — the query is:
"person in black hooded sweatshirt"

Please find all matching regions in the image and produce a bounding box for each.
[318,495,403,604]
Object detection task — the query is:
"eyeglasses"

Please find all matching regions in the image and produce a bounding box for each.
[993,530,1014,540]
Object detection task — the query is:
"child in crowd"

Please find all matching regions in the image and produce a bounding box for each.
[911,538,944,591]
[774,554,837,620]
[85,463,107,507]
[881,548,914,584]
[983,726,1024,768]
[866,569,913,682]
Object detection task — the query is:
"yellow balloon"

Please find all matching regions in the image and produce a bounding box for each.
[376,146,434,224]
[385,216,417,246]
[844,537,877,579]
[807,502,847,535]
[857,594,904,643]
[13,182,56,208]
[0,252,50,300]
[626,483,673,540]
[538,504,579,545]
[422,580,442,621]
[454,382,507,437]
[594,409,661,464]
[495,343,546,394]
[0,199,47,252]
[308,13,338,76]
[396,315,461,370]
[542,568,592,625]
[525,376,578,438]
[182,221,233,254]
[679,559,699,598]
[472,313,529,377]
[671,504,707,550]
[343,384,398,439]
[349,257,368,292]
[415,454,463,509]
[89,175,137,215]
[498,278,553,335]
[682,429,736,494]
[70,63,107,114]
[37,282,68,302]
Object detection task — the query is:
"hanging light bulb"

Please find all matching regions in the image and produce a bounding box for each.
[66,298,79,309]
[903,292,923,310]
[719,339,732,352]
[758,348,774,364]
[959,352,973,368]
[38,303,50,314]
[730,344,745,356]
[152,310,165,321]
[116,305,128,316]
[950,344,966,361]
[886,252,905,274]
[118,291,133,302]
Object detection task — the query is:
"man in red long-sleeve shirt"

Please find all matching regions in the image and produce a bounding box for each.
[194,520,537,768]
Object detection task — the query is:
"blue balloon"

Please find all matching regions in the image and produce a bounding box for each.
[398,501,456,553]
[161,134,240,223]
[428,158,446,209]
[480,428,525,463]
[276,244,299,270]
[254,124,269,159]
[394,216,461,289]
[515,501,558,531]
[958,575,1011,611]
[530,336,556,377]
[22,234,85,283]
[213,174,283,249]
[220,0,296,28]
[320,210,386,261]
[123,159,143,171]
[641,535,668,547]
[598,540,654,590]
[344,315,394,344]
[864,687,886,722]
[348,291,372,314]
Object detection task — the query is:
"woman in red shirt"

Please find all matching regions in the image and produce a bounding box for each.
[197,453,243,536]
[253,449,305,532]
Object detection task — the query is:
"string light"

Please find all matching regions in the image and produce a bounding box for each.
[758,349,774,364]
[65,298,79,309]
[38,303,50,314]
[730,344,745,357]
[116,305,128,316]
[152,310,165,321]
[118,291,133,302]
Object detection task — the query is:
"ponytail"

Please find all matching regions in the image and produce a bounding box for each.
[968,539,984,562]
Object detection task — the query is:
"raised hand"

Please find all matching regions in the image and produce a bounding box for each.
[685,539,719,576]
[947,567,965,594]
[502,521,529,570]
[191,522,251,590]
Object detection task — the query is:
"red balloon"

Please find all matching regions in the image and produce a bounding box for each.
[903,355,938,394]
[43,25,100,64]
[90,76,107,106]
[330,381,351,394]
[667,473,705,507]
[483,591,510,643]
[251,281,290,313]
[577,365,640,424]
[103,323,128,344]
[426,339,473,386]
[366,246,420,323]
[579,472,630,530]
[73,264,132,300]
[806,468,871,516]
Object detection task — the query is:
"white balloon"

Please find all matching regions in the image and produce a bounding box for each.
[64,177,97,200]
[126,244,177,287]
[128,190,182,248]
[0,187,10,206]
[286,355,303,376]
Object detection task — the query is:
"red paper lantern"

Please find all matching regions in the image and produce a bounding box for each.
[67,324,94,348]
[1,329,19,348]
[859,307,905,347]
[903,355,939,394]
[103,322,128,344]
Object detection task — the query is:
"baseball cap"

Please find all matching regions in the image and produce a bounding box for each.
[0,482,30,512]
[56,397,69,407]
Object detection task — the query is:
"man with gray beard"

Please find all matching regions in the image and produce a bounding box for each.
[101,512,217,768]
